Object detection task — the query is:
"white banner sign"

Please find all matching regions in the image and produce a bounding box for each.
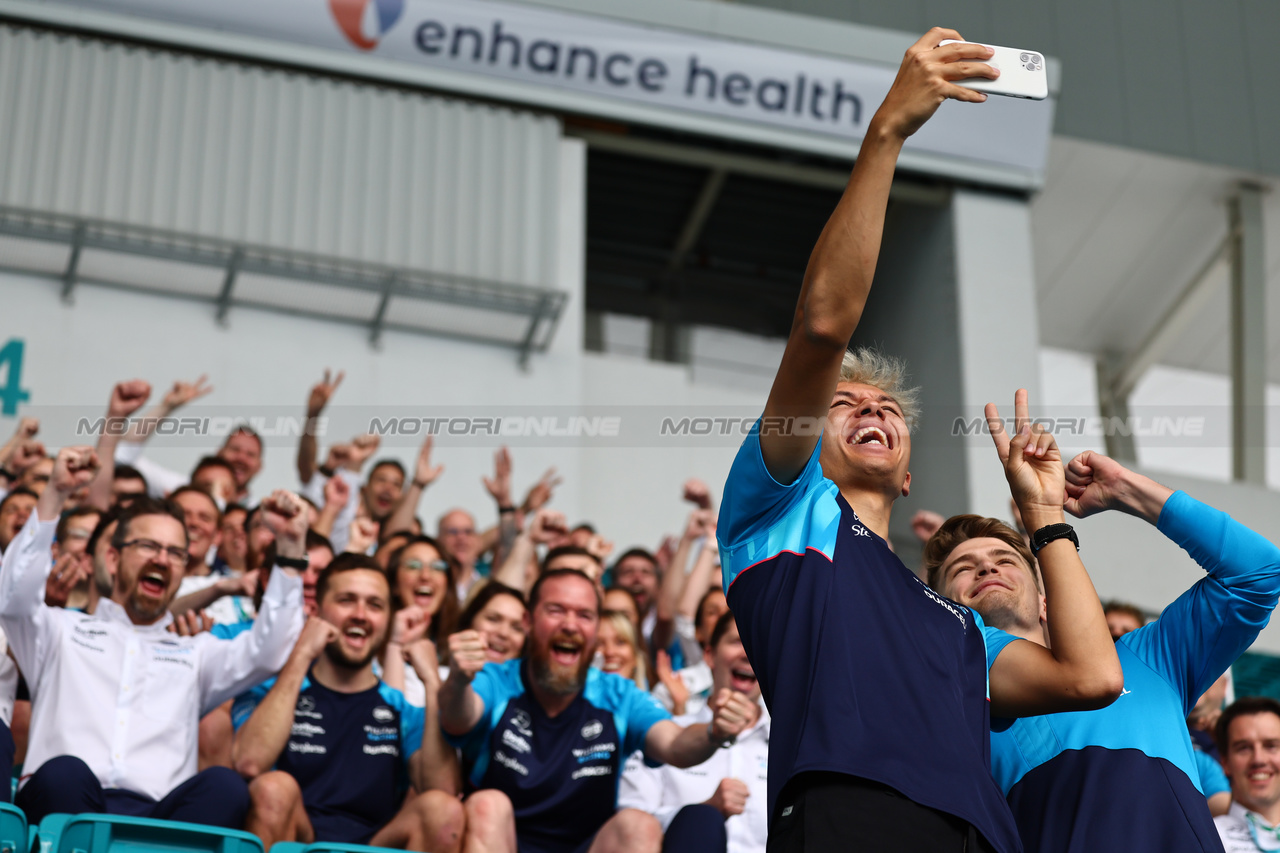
[37,0,1054,180]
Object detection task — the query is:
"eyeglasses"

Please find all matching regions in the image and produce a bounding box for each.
[403,559,451,573]
[441,527,475,537]
[119,538,189,566]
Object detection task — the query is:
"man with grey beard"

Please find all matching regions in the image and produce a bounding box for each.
[441,568,757,853]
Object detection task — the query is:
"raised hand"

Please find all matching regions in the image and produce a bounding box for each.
[108,380,152,419]
[307,369,345,419]
[704,778,750,819]
[682,478,712,510]
[521,468,561,515]
[323,473,351,511]
[346,518,379,555]
[323,443,352,472]
[683,508,716,541]
[51,446,100,494]
[875,28,996,140]
[1064,450,1173,525]
[985,389,1065,529]
[161,376,213,412]
[910,509,946,544]
[655,650,690,715]
[584,534,614,564]
[261,490,309,558]
[345,434,381,471]
[391,604,429,647]
[528,509,567,546]
[482,447,512,505]
[292,616,340,662]
[708,688,759,743]
[9,440,47,475]
[10,418,38,442]
[413,435,444,488]
[45,551,91,608]
[447,629,488,681]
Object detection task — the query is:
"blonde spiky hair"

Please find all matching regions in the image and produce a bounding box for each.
[837,348,921,433]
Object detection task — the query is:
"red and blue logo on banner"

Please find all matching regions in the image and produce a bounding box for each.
[328,0,404,50]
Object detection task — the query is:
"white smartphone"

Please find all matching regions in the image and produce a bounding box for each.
[938,39,1048,101]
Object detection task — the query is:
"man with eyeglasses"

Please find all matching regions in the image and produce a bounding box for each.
[0,447,304,827]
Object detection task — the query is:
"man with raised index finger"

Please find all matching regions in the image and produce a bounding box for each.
[716,28,1124,853]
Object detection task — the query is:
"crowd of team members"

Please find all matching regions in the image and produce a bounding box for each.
[4,26,1280,853]
[0,373,774,853]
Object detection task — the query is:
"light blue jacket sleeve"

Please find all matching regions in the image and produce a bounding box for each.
[1122,491,1280,713]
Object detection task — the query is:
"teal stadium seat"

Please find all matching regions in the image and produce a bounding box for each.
[37,814,263,853]
[0,803,27,853]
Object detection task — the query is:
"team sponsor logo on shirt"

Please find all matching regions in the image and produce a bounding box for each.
[502,729,531,754]
[494,750,529,776]
[850,524,871,538]
[571,765,612,780]
[910,576,967,628]
[363,744,399,757]
[581,720,603,740]
[289,742,327,755]
[372,706,394,722]
[364,724,398,742]
[572,742,616,763]
[296,696,323,720]
[511,711,533,737]
[292,722,325,737]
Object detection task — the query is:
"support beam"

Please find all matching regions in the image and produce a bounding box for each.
[368,273,397,349]
[60,223,85,303]
[215,249,243,326]
[518,295,550,371]
[1096,352,1138,462]
[650,168,726,364]
[1230,184,1266,484]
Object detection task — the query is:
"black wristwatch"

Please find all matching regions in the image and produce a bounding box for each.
[1030,523,1079,554]
[275,555,310,571]
[317,464,336,478]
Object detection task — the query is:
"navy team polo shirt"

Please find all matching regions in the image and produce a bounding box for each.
[232,674,424,843]
[449,658,670,853]
[718,427,1022,853]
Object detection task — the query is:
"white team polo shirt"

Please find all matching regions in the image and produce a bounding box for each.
[1217,801,1280,852]
[619,701,770,853]
[0,514,302,800]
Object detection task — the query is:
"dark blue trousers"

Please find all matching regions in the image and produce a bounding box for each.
[15,756,249,828]
[664,804,727,853]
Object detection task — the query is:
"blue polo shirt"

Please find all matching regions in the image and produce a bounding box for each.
[990,491,1280,852]
[718,427,1022,853]
[448,658,670,853]
[232,675,424,843]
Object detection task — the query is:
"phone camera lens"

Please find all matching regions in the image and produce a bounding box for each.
[1020,52,1030,61]
[1025,62,1037,71]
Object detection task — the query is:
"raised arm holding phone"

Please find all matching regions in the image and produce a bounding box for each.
[715,29,1120,853]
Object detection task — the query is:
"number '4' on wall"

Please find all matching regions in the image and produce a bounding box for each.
[0,339,31,415]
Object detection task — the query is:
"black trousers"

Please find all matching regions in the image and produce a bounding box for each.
[768,773,998,853]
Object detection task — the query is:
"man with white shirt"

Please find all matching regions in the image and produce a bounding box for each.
[0,447,304,827]
[619,613,767,853]
[1215,697,1280,851]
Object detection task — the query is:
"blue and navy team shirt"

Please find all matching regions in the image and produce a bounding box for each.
[718,428,1023,853]
[231,674,424,843]
[449,658,670,853]
[989,491,1280,853]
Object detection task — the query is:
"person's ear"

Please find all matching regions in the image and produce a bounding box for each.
[901,470,912,498]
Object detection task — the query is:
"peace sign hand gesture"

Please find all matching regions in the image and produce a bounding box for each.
[986,389,1065,530]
